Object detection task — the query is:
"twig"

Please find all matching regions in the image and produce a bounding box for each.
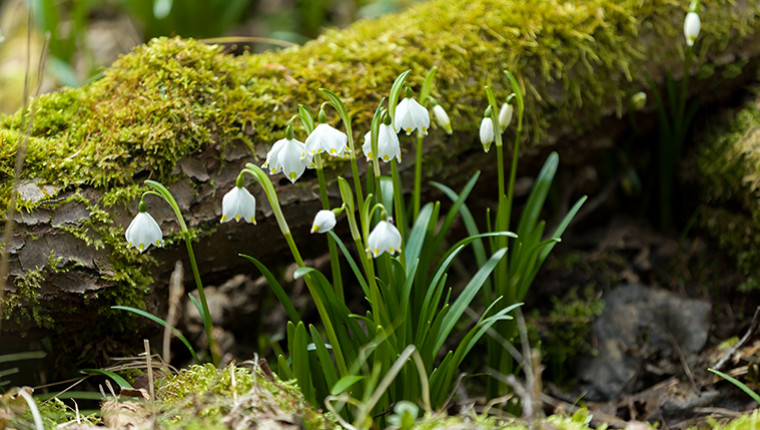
[666,328,699,394]
[713,306,760,371]
[144,339,154,402]
[163,261,184,364]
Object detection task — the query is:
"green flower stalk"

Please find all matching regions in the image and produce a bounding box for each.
[131,180,221,366]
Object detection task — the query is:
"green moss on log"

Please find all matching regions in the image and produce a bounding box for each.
[696,90,760,290]
[0,0,758,329]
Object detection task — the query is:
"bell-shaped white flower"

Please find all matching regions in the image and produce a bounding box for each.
[366,219,402,258]
[221,186,256,224]
[394,97,430,136]
[303,123,349,159]
[498,103,514,133]
[125,203,164,253]
[631,91,647,111]
[432,104,452,135]
[263,137,308,183]
[480,117,495,153]
[311,210,337,234]
[683,12,700,47]
[362,123,401,163]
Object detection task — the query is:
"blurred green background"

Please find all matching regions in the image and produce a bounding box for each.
[0,0,419,113]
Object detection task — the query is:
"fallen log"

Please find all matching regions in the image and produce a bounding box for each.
[1,0,759,337]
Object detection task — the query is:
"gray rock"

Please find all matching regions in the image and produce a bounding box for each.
[577,283,711,400]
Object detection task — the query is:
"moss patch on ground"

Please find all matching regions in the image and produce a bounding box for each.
[1,0,758,331]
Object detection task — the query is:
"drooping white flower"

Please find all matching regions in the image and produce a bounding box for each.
[125,204,164,253]
[362,123,401,163]
[394,97,430,136]
[498,103,514,132]
[683,12,700,47]
[432,104,452,135]
[221,186,256,224]
[366,219,402,258]
[480,117,495,153]
[311,210,337,234]
[263,137,309,183]
[303,123,349,159]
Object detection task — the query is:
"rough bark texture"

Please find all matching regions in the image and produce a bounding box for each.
[1,0,759,336]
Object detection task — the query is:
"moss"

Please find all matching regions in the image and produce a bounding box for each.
[0,0,758,331]
[695,89,760,290]
[158,363,337,429]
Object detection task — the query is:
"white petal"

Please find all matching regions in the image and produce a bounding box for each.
[498,103,514,132]
[377,124,401,163]
[264,138,286,174]
[311,210,337,233]
[125,211,163,253]
[305,123,347,158]
[394,98,430,135]
[684,12,700,46]
[276,139,307,183]
[480,117,494,152]
[367,220,402,257]
[433,105,452,134]
[362,130,374,161]
[221,186,256,224]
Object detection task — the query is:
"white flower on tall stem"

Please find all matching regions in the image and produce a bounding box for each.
[480,106,495,153]
[125,200,164,252]
[362,122,401,163]
[498,102,514,133]
[311,210,337,234]
[366,219,402,258]
[263,125,309,183]
[302,108,349,159]
[432,104,452,135]
[683,11,700,47]
[221,183,256,224]
[394,89,430,135]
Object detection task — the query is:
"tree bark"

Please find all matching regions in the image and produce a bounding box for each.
[1,0,760,336]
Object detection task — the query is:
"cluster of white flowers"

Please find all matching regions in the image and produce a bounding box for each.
[126,84,455,260]
[479,102,515,152]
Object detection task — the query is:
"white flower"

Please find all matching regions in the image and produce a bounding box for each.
[221,186,256,224]
[498,103,514,132]
[125,210,164,253]
[480,117,495,152]
[631,91,647,111]
[362,123,401,163]
[684,12,700,47]
[366,219,402,258]
[263,137,309,183]
[432,104,452,134]
[311,210,337,234]
[394,97,430,135]
[303,123,349,158]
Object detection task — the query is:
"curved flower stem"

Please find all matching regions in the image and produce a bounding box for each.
[314,155,344,300]
[143,181,221,366]
[242,163,348,375]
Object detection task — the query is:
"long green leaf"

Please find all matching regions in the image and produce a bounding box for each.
[292,322,315,405]
[328,231,368,295]
[388,70,411,123]
[111,306,200,364]
[309,325,338,390]
[709,368,760,404]
[239,254,301,324]
[80,369,133,389]
[516,152,558,238]
[405,203,435,270]
[0,351,46,364]
[433,247,508,353]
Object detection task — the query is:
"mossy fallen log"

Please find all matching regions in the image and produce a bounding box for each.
[696,87,760,291]
[1,0,759,336]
